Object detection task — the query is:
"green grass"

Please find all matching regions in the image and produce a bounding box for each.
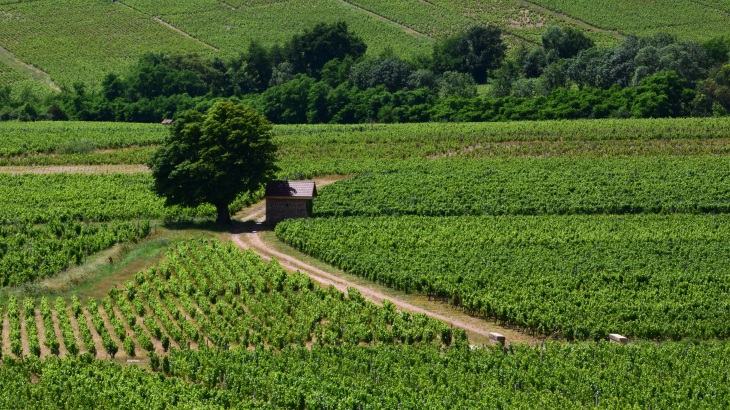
[0,220,232,304]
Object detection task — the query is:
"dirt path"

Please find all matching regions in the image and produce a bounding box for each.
[234,232,532,345]
[32,310,50,358]
[67,306,88,355]
[81,309,105,359]
[153,17,219,51]
[50,310,69,357]
[19,310,29,356]
[1,311,9,357]
[230,176,534,345]
[0,165,150,174]
[98,308,128,359]
[112,306,142,358]
[137,317,165,355]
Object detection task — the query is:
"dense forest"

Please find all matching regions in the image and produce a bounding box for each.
[1,22,729,124]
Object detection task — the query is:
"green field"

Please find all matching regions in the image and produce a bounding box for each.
[3,239,730,408]
[0,61,25,87]
[0,122,166,157]
[0,220,149,287]
[0,0,725,90]
[0,0,626,89]
[0,0,210,88]
[309,157,730,217]
[277,214,730,340]
[1,116,730,407]
[148,0,434,58]
[528,0,730,41]
[3,117,730,167]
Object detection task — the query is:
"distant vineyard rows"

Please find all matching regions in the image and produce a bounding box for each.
[311,157,730,217]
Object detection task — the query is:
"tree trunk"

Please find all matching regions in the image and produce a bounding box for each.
[215,203,232,225]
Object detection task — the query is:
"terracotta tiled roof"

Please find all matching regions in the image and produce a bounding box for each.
[161,119,173,125]
[265,180,317,199]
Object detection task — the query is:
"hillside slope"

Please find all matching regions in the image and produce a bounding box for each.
[0,0,725,91]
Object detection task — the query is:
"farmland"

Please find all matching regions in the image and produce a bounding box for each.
[3,117,730,168]
[0,0,665,90]
[0,122,166,157]
[0,0,728,404]
[528,0,730,41]
[0,61,25,87]
[131,0,434,57]
[3,240,730,408]
[277,214,730,340]
[0,173,220,223]
[308,157,730,217]
[0,115,730,407]
[0,0,211,88]
[0,220,149,287]
[1,238,454,357]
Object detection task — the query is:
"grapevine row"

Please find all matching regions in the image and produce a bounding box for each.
[277,213,730,340]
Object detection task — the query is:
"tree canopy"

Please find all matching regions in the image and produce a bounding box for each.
[285,21,367,78]
[431,26,507,84]
[148,102,279,224]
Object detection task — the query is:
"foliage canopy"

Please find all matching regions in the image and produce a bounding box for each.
[148,102,279,224]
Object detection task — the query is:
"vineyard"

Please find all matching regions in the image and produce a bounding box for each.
[308,157,730,217]
[0,0,723,89]
[152,0,433,58]
[344,0,614,47]
[0,121,166,157]
[0,173,263,224]
[2,340,730,408]
[528,0,730,41]
[3,239,730,407]
[1,239,454,359]
[3,117,730,168]
[0,60,25,87]
[0,0,210,88]
[0,171,255,288]
[1,112,730,406]
[0,0,632,88]
[277,214,730,340]
[0,219,150,287]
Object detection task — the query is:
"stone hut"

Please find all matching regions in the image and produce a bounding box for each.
[264,180,317,225]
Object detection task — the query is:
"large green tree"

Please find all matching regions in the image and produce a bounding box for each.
[148,102,279,224]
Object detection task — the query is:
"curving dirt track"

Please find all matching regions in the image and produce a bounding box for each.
[230,176,535,345]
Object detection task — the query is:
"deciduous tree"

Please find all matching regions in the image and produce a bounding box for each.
[148,102,279,224]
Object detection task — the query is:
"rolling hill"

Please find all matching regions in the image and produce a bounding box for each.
[0,0,726,91]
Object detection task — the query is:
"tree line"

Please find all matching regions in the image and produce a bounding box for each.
[1,22,729,123]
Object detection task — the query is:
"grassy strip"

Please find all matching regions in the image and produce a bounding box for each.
[0,221,231,304]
